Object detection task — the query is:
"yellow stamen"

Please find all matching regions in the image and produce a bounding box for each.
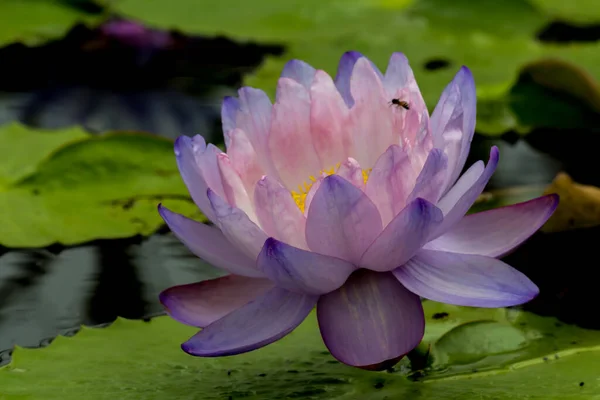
[291,164,372,213]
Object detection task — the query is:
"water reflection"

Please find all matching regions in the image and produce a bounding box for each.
[0,233,225,365]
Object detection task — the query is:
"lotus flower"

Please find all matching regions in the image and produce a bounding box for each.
[158,51,558,370]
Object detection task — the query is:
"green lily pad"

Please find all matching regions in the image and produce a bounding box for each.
[107,0,600,135]
[1,301,598,399]
[0,123,87,187]
[531,0,600,24]
[0,125,204,247]
[0,0,102,47]
[433,321,528,365]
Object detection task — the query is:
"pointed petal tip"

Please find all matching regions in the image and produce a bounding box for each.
[158,288,169,308]
[489,146,500,162]
[173,135,189,156]
[263,236,279,251]
[458,65,473,77]
[547,192,560,208]
[389,51,408,61]
[342,50,364,60]
[157,203,172,221]
[180,340,195,355]
[414,197,443,217]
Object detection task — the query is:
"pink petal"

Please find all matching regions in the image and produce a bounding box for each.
[309,70,352,169]
[257,238,355,295]
[383,53,429,150]
[159,275,273,327]
[395,250,539,308]
[383,53,425,107]
[432,147,499,239]
[221,96,239,148]
[360,199,443,272]
[281,59,316,90]
[349,58,394,168]
[430,67,476,195]
[158,205,262,277]
[207,189,268,261]
[236,87,280,179]
[425,194,559,257]
[226,128,264,201]
[365,144,417,226]
[268,78,321,190]
[407,148,448,204]
[253,175,307,249]
[336,158,365,190]
[306,175,383,264]
[217,153,257,223]
[182,287,317,356]
[317,270,424,369]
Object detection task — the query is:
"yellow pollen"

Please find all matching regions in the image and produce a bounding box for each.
[291,164,372,213]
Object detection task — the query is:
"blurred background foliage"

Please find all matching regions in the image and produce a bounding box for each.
[0,0,599,397]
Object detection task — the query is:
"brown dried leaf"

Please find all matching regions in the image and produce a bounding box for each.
[542,172,600,232]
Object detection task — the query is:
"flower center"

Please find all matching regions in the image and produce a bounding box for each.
[291,164,372,213]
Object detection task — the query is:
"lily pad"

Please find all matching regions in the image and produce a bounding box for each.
[0,0,102,47]
[0,126,204,247]
[108,0,600,135]
[1,301,598,399]
[0,123,87,187]
[433,321,528,365]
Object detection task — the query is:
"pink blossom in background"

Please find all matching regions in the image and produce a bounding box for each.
[158,51,558,370]
[100,20,173,48]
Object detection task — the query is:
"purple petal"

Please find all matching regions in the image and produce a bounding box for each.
[360,199,443,272]
[394,250,539,308]
[365,144,416,226]
[159,275,273,327]
[432,147,499,239]
[306,175,383,264]
[334,51,383,107]
[221,96,239,147]
[382,53,428,119]
[158,205,263,277]
[207,189,268,260]
[253,175,307,249]
[257,238,356,295]
[407,148,448,204]
[426,194,559,257]
[317,270,424,369]
[182,287,317,356]
[436,160,484,214]
[281,59,317,90]
[383,52,413,93]
[430,67,476,195]
[174,135,215,223]
[334,51,365,107]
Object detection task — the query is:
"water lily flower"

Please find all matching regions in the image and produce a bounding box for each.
[158,51,558,370]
